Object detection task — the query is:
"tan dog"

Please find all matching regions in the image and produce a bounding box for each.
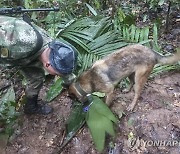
[69,44,180,111]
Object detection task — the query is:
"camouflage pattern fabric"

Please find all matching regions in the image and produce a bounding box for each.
[20,60,45,98]
[0,15,52,67]
[0,15,37,58]
[0,15,52,97]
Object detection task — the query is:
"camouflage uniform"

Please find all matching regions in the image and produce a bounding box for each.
[0,15,52,98]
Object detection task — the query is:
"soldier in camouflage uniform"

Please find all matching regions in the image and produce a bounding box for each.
[0,15,78,115]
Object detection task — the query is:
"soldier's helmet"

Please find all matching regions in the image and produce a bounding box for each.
[48,40,78,75]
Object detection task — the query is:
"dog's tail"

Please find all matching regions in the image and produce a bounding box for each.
[156,49,180,65]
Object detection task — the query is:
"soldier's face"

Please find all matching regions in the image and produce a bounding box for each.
[40,48,62,76]
[44,62,60,75]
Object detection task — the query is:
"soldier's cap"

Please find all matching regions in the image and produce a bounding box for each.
[49,40,78,75]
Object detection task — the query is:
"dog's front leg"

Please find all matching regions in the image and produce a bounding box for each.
[105,87,114,106]
[105,92,114,106]
[127,66,153,111]
[127,92,139,111]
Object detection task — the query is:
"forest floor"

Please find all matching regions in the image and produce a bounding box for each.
[1,3,180,154]
[3,71,180,154]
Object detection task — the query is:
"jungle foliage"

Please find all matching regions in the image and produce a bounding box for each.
[0,0,179,152]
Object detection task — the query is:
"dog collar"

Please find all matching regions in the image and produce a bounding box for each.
[74,82,88,97]
[74,82,93,104]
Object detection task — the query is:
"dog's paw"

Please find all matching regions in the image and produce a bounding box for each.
[126,104,135,112]
[122,88,131,93]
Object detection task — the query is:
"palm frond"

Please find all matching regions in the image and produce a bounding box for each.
[121,25,151,45]
[56,16,160,73]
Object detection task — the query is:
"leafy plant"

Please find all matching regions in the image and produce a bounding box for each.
[55,15,158,73]
[151,64,180,78]
[58,95,118,153]
[46,13,164,100]
[114,7,136,27]
[57,102,86,152]
[121,25,150,44]
[0,86,19,135]
[1,1,180,153]
[45,77,63,101]
[86,95,117,152]
[145,0,166,10]
[46,13,157,100]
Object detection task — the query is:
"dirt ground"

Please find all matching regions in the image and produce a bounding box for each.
[3,70,180,154]
[1,3,180,153]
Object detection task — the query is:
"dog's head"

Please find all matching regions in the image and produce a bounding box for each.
[68,82,89,103]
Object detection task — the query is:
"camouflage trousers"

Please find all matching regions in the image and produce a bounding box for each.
[20,60,45,98]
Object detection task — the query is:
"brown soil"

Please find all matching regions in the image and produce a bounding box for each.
[1,3,180,153]
[4,70,180,154]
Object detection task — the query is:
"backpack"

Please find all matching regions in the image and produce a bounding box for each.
[0,15,44,66]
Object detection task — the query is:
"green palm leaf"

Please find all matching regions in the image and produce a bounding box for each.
[86,96,117,152]
[92,42,128,55]
[91,96,118,123]
[130,25,136,41]
[135,27,141,42]
[46,78,63,102]
[60,33,90,52]
[86,106,106,152]
[85,3,98,16]
[89,31,118,50]
[56,16,156,73]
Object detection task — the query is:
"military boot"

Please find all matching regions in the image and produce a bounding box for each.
[24,95,53,115]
